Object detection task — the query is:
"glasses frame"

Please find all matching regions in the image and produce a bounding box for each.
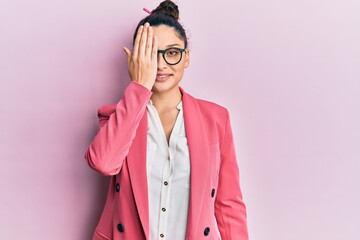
[157,47,186,65]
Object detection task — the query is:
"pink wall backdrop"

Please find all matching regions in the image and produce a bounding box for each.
[1,0,359,239]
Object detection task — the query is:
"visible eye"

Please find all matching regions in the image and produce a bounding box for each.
[166,49,180,57]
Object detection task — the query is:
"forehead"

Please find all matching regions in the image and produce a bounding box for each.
[152,24,184,48]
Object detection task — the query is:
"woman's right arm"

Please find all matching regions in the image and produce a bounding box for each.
[84,82,152,176]
[85,23,157,176]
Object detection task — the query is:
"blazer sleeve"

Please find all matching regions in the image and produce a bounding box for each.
[215,110,249,239]
[84,82,152,176]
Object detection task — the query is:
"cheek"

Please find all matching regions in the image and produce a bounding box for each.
[173,62,187,73]
[171,65,182,74]
[173,67,185,78]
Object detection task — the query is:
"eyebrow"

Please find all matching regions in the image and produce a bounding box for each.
[166,43,181,47]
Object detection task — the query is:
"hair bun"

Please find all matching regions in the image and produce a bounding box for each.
[152,0,179,20]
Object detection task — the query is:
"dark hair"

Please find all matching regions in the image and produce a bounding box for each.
[133,0,188,48]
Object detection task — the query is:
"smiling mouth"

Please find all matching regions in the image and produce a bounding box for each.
[156,74,172,81]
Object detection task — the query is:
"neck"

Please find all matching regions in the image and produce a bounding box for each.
[151,86,182,111]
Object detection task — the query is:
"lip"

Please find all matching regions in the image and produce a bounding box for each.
[156,73,172,82]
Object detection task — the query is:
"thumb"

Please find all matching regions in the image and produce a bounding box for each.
[123,47,131,62]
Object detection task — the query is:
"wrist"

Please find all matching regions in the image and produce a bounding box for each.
[132,80,153,91]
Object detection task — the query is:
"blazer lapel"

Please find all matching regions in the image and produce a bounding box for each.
[127,113,150,239]
[182,89,210,237]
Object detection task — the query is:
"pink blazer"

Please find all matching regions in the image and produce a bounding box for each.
[85,82,248,240]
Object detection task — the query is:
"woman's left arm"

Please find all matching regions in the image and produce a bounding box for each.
[214,110,249,239]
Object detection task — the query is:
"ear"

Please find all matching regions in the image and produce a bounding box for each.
[184,49,190,68]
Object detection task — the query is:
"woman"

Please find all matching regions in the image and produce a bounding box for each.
[85,1,248,239]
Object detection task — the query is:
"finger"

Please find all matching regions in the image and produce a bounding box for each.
[138,22,149,57]
[151,36,158,62]
[133,25,144,59]
[145,25,153,59]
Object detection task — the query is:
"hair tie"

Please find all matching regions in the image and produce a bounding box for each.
[143,8,152,14]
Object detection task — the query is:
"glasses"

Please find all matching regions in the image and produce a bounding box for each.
[157,47,186,65]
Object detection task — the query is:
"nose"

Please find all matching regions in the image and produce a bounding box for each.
[157,53,168,69]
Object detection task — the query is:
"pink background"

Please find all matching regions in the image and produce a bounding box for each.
[1,0,359,239]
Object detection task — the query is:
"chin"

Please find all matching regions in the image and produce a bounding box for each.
[152,81,180,94]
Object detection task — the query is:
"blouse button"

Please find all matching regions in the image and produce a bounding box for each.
[161,207,166,212]
[160,233,165,238]
[164,181,168,186]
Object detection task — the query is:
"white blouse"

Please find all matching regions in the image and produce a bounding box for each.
[146,101,190,240]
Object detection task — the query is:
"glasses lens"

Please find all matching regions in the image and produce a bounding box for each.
[164,48,182,65]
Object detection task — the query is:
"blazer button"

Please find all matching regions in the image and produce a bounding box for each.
[204,227,210,236]
[117,223,124,232]
[115,183,120,192]
[211,188,215,198]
